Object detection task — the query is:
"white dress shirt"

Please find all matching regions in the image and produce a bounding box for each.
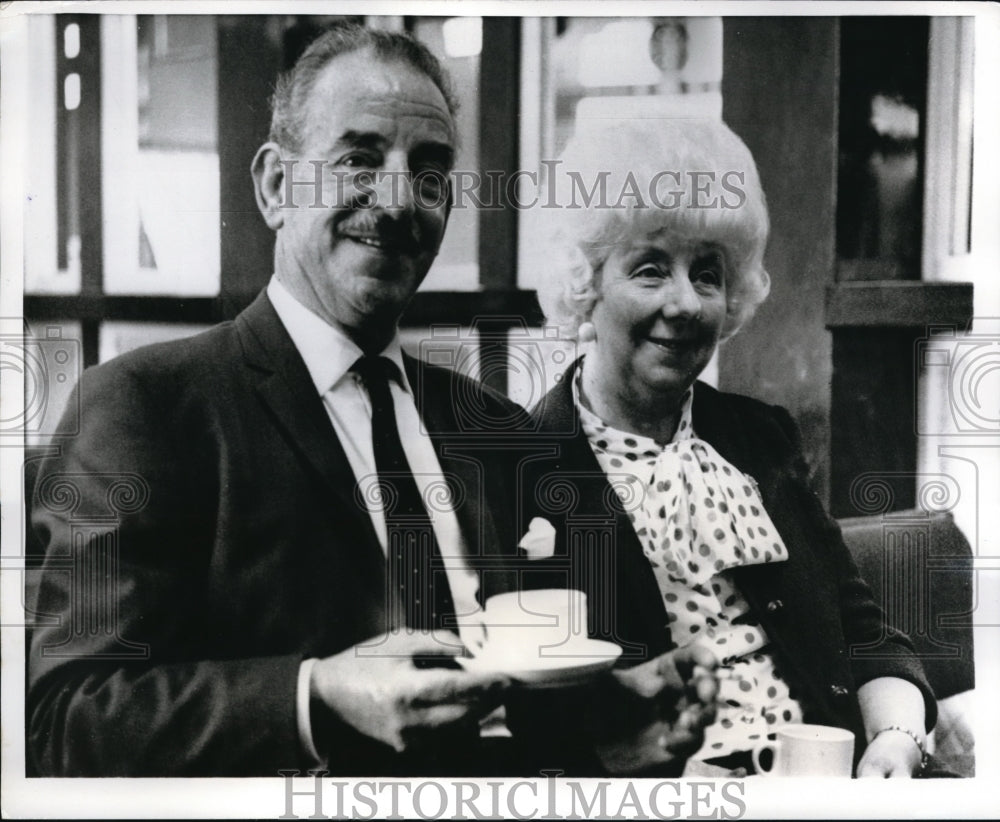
[267,277,483,763]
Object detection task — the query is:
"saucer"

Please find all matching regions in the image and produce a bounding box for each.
[457,639,622,689]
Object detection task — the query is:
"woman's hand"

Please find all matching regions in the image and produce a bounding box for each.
[856,677,927,778]
[857,729,924,778]
[591,645,718,775]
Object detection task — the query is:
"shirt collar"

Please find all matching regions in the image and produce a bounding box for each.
[266,276,411,396]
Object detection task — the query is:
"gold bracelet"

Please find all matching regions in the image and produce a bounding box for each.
[874,725,929,769]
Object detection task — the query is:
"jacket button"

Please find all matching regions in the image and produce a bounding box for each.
[829,684,849,698]
[766,599,784,613]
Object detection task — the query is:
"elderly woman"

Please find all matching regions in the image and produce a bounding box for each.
[509,118,936,777]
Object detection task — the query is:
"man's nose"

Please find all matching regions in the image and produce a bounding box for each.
[659,272,701,319]
[371,162,416,217]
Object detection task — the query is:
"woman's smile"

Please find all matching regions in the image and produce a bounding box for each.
[646,334,699,353]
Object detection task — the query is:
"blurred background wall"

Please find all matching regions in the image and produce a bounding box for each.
[11,12,996,533]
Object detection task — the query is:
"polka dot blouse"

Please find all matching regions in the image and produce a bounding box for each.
[573,368,805,761]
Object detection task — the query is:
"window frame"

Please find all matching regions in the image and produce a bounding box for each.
[25,15,541,397]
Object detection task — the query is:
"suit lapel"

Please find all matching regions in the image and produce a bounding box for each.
[690,381,755,472]
[235,292,376,522]
[691,382,787,607]
[234,292,389,618]
[535,361,673,656]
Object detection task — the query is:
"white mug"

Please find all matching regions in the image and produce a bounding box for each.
[751,724,855,777]
[478,589,588,663]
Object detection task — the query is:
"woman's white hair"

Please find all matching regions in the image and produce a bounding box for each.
[537,118,771,340]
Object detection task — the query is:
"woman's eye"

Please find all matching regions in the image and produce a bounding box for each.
[630,263,664,280]
[692,263,723,286]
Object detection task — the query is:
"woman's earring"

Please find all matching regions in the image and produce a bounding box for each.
[578,321,597,343]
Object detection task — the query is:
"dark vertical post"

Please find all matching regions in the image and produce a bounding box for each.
[217,17,281,318]
[56,15,104,365]
[827,18,930,517]
[720,17,840,503]
[476,17,521,395]
[81,323,100,368]
[68,15,103,297]
[830,329,917,516]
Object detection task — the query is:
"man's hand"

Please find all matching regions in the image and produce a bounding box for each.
[310,631,508,754]
[592,645,718,775]
[856,729,923,778]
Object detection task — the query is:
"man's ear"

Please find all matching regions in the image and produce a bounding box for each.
[251,142,286,231]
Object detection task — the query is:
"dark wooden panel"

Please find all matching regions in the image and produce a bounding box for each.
[79,15,103,294]
[25,290,543,328]
[825,281,975,328]
[56,15,103,294]
[830,328,919,517]
[477,18,520,293]
[81,320,100,368]
[474,18,522,395]
[721,17,840,501]
[24,296,224,324]
[217,17,281,316]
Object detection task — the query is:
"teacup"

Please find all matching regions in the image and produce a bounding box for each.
[751,724,855,777]
[477,589,588,664]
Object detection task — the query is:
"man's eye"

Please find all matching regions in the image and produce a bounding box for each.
[414,175,448,204]
[414,167,448,188]
[339,152,379,168]
[414,159,450,175]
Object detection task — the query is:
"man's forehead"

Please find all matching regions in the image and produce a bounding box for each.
[302,50,454,140]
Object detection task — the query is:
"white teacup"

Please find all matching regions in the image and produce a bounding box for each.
[751,724,855,777]
[478,589,588,664]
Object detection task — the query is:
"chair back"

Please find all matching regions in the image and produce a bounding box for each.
[838,510,974,699]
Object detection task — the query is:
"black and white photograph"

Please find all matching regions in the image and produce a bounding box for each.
[1,1,997,818]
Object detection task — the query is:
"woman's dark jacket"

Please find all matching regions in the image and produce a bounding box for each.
[503,361,936,775]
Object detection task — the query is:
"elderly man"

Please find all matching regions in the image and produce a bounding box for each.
[27,23,715,778]
[27,24,522,778]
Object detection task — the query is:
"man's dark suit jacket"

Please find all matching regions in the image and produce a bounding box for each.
[26,292,529,777]
[504,360,937,775]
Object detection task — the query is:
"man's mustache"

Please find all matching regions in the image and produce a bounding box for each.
[336,213,424,254]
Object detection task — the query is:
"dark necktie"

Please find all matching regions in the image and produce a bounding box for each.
[351,356,455,632]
